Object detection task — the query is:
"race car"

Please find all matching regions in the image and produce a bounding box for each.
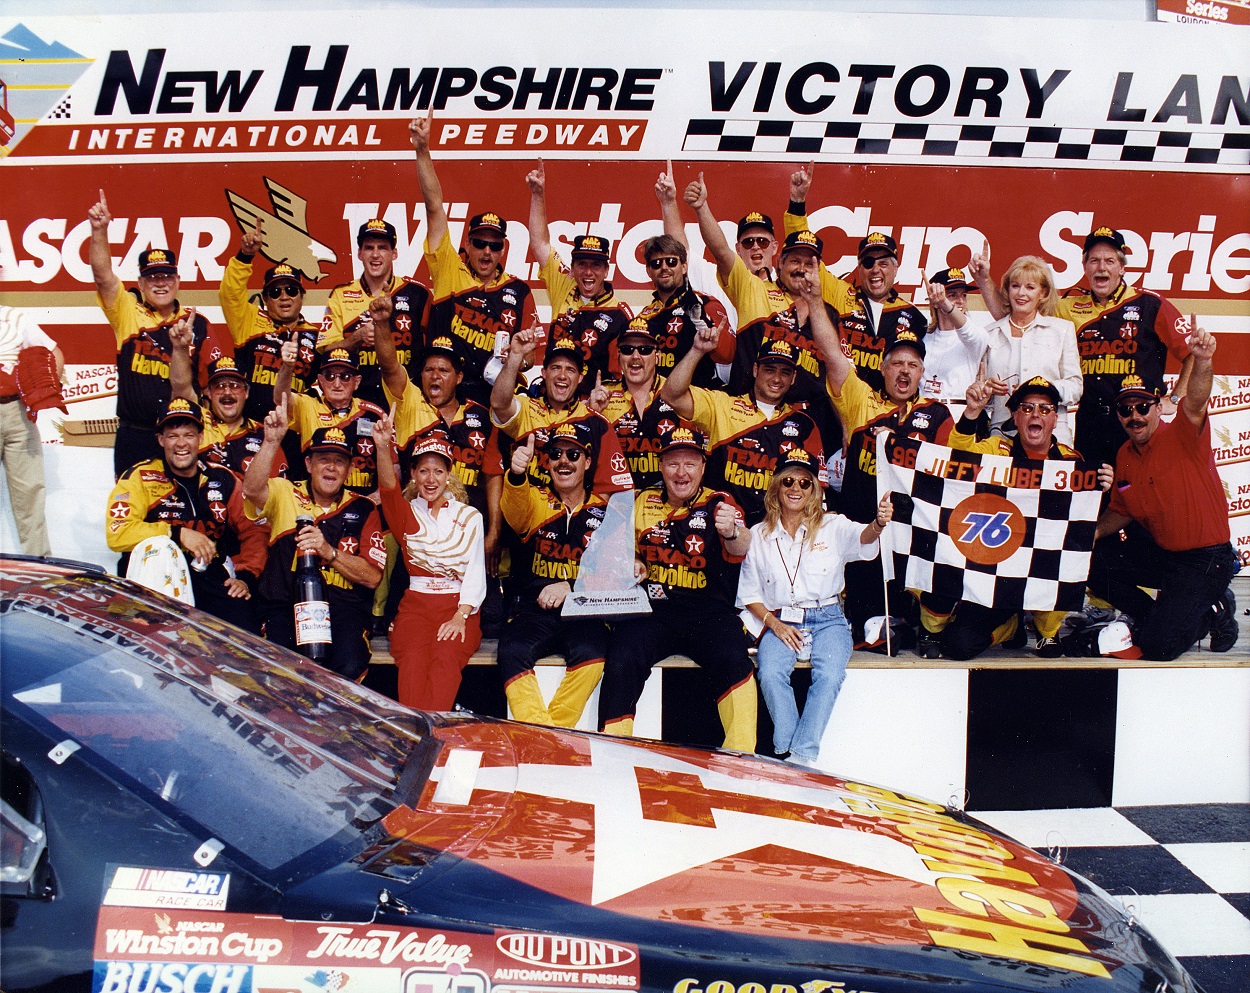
[0,556,1197,993]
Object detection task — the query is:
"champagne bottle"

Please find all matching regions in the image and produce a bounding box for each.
[293,514,331,662]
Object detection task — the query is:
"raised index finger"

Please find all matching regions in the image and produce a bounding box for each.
[666,158,673,179]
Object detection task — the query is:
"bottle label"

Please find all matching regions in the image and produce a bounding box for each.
[295,599,332,645]
[797,627,813,662]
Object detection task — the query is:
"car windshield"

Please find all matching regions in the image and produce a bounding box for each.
[1,575,427,879]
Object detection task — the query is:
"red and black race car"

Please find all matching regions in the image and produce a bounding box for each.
[0,557,1197,993]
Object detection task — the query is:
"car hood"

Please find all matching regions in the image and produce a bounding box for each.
[349,716,1193,991]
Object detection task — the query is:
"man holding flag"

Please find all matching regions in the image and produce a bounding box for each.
[924,376,1113,659]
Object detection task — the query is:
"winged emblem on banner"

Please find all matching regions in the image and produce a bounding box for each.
[225,177,337,282]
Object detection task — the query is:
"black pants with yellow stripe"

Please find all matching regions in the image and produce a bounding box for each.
[599,603,756,752]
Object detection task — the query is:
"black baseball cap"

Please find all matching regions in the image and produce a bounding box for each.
[1084,227,1127,254]
[156,397,203,432]
[139,248,178,277]
[357,219,397,247]
[736,212,775,239]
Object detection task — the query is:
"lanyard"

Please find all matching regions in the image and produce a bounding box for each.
[775,533,804,605]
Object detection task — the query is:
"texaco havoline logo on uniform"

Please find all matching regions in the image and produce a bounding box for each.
[948,492,1025,566]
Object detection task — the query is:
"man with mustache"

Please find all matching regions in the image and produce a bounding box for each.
[1066,327,1238,659]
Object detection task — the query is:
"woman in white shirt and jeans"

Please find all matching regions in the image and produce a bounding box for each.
[738,449,892,767]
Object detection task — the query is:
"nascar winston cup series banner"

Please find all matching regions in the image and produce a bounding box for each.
[875,434,1104,613]
[0,6,1246,566]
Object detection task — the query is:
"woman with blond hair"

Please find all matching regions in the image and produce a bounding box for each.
[982,255,1082,445]
[737,449,892,767]
[374,410,485,711]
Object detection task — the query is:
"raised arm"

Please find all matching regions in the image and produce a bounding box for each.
[87,190,120,308]
[168,311,199,403]
[1181,325,1216,428]
[525,159,552,268]
[658,314,723,419]
[410,110,448,249]
[243,398,288,511]
[683,172,736,281]
[793,273,851,394]
[967,239,1007,321]
[490,325,536,426]
[273,339,296,412]
[367,293,408,400]
[655,159,686,250]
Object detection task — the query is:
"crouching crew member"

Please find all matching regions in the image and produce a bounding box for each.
[1073,327,1238,660]
[499,423,610,727]
[599,427,757,752]
[107,399,268,632]
[244,401,385,680]
[374,412,485,711]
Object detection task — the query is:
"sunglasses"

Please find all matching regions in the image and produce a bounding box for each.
[1117,401,1157,418]
[320,370,356,382]
[618,344,656,356]
[1016,402,1056,415]
[470,237,504,252]
[740,236,772,249]
[209,379,247,392]
[778,475,812,490]
[647,256,682,270]
[548,448,585,463]
[265,283,301,299]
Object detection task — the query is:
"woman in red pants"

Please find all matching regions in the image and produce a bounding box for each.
[375,411,485,710]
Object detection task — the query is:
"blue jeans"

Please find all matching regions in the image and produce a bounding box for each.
[757,602,852,763]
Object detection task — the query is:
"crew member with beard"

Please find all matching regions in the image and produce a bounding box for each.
[654,160,774,334]
[244,402,385,680]
[525,160,634,390]
[411,111,539,405]
[107,398,268,632]
[806,278,954,651]
[661,329,823,528]
[219,219,321,420]
[635,235,734,391]
[317,218,432,409]
[275,344,385,496]
[498,423,610,728]
[683,174,842,456]
[600,427,757,752]
[784,163,928,395]
[169,320,287,478]
[593,320,686,490]
[930,377,1114,660]
[1068,328,1239,660]
[88,190,222,476]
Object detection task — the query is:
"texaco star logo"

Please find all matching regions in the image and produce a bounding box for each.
[469,431,486,449]
[667,317,682,336]
[210,503,227,522]
[502,310,516,327]
[370,533,386,553]
[583,328,598,347]
[395,314,412,332]
[658,419,676,434]
[341,536,358,555]
[611,453,628,473]
[357,438,374,456]
[109,501,129,520]
[685,535,704,555]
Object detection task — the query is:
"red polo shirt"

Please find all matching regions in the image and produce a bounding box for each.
[1110,412,1229,551]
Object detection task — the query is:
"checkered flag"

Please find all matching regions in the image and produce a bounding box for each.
[875,434,1101,612]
